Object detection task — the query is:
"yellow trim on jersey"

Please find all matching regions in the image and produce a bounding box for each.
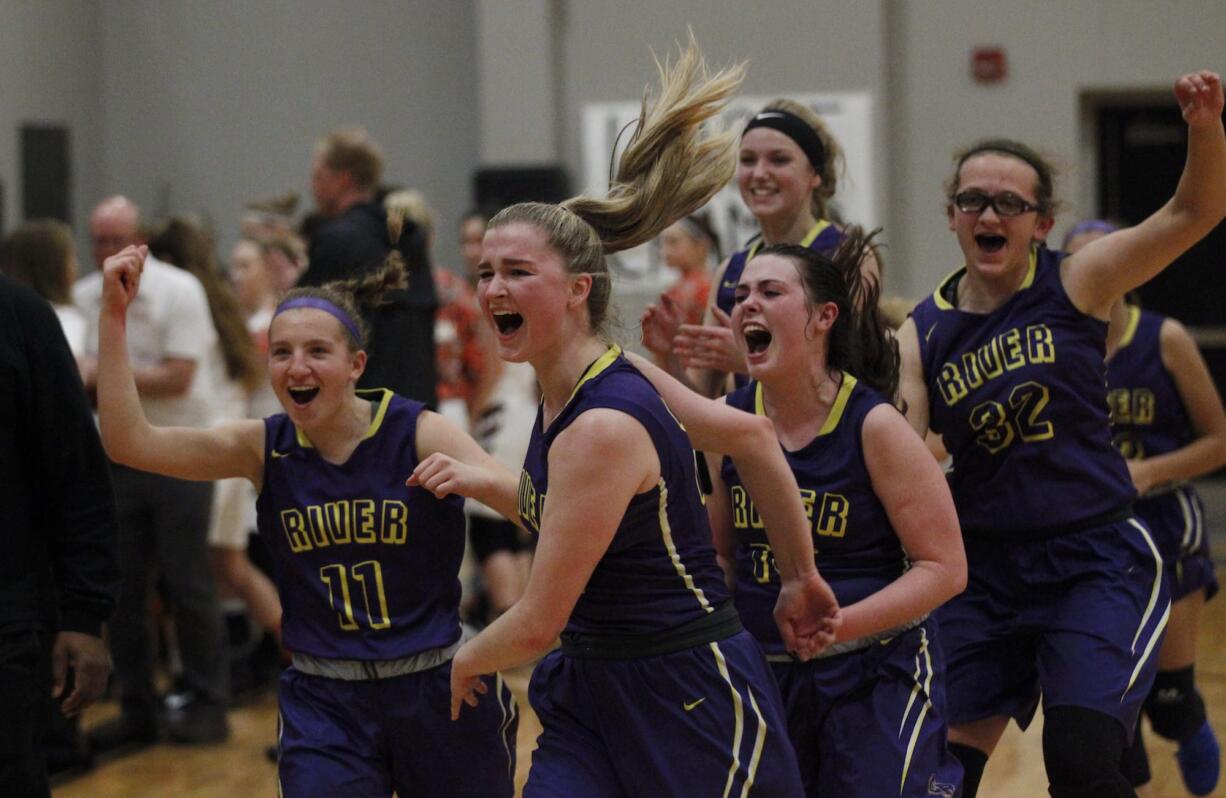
[1018,246,1038,290]
[745,219,832,261]
[931,247,1039,311]
[659,479,713,613]
[563,345,622,408]
[1122,518,1170,700]
[1118,304,1143,350]
[817,374,857,437]
[898,627,935,794]
[752,373,857,437]
[295,388,394,449]
[931,269,962,311]
[800,219,833,248]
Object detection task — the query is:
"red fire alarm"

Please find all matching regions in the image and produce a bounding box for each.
[971,47,1007,83]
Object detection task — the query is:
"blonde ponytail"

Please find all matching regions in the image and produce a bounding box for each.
[490,36,745,335]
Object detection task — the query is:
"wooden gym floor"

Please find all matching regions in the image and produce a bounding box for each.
[54,481,1226,798]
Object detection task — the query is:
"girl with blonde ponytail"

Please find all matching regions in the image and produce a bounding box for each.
[95,213,521,796]
[410,38,839,795]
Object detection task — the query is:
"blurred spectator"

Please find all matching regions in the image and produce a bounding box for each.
[386,190,490,429]
[0,272,119,795]
[151,222,284,647]
[0,219,88,363]
[300,127,437,404]
[75,197,230,749]
[640,213,719,368]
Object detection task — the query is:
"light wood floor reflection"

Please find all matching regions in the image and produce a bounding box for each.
[57,481,1226,798]
[51,583,1226,798]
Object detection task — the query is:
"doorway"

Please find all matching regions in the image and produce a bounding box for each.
[1096,102,1226,396]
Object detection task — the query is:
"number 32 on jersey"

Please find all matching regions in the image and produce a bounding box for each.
[969,380,1054,454]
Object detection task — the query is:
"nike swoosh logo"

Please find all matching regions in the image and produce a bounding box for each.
[925,323,938,343]
[684,698,705,711]
[722,281,738,289]
[270,450,291,459]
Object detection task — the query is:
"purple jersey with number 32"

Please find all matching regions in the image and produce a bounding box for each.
[911,246,1134,537]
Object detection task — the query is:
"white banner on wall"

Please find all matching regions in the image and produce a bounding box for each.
[581,91,876,292]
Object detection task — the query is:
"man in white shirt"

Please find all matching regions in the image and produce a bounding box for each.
[75,196,230,748]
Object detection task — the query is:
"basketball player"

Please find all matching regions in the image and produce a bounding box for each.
[411,39,840,796]
[897,71,1225,798]
[95,237,517,797]
[650,99,874,395]
[1065,220,1223,797]
[631,230,967,796]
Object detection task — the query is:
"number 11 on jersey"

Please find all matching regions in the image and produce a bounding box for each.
[320,560,392,631]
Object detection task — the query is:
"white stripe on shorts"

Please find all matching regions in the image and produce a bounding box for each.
[1122,518,1170,701]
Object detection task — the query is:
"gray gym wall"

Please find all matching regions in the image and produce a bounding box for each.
[1,0,1223,295]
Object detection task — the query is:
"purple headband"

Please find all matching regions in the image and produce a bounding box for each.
[274,296,362,343]
[1062,219,1119,250]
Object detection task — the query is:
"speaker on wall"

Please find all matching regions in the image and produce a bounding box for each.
[474,166,570,216]
[22,124,72,223]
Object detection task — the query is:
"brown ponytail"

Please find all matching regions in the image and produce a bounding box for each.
[276,212,408,350]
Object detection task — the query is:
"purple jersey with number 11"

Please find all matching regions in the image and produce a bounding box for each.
[911,246,1135,537]
[256,388,466,660]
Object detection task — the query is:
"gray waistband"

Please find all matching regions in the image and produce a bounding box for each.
[292,639,462,681]
[765,614,928,663]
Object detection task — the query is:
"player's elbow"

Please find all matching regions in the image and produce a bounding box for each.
[518,614,564,654]
[731,414,777,458]
[945,556,968,597]
[933,544,969,601]
[99,424,137,468]
[1209,430,1226,471]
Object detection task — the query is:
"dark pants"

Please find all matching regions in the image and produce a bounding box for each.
[0,630,50,798]
[109,465,228,720]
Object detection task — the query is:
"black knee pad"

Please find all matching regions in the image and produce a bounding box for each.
[1144,665,1206,742]
[1043,706,1134,797]
[1119,715,1151,788]
[948,743,988,798]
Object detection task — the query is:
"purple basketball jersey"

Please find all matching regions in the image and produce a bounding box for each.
[1107,306,1218,601]
[911,246,1135,537]
[257,389,465,659]
[722,375,906,655]
[715,220,845,316]
[517,346,729,635]
[1106,306,1193,461]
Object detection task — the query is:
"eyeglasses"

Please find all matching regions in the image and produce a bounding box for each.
[953,190,1041,218]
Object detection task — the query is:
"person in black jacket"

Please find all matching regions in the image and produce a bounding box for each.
[0,273,119,797]
[302,127,438,405]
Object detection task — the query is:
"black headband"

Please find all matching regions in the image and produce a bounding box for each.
[742,110,826,172]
